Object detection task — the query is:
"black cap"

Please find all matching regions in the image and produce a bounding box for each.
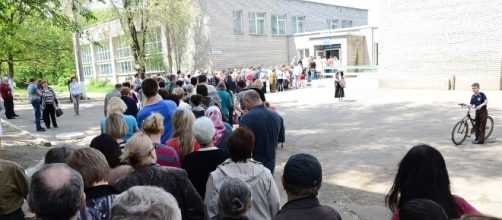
[283,153,322,188]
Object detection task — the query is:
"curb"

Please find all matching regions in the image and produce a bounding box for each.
[1,119,52,147]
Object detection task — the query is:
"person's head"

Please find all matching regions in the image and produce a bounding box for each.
[190,77,198,86]
[104,113,128,140]
[107,96,127,115]
[218,178,252,219]
[165,94,180,106]
[242,90,262,109]
[121,132,156,167]
[336,71,344,79]
[158,81,166,89]
[190,94,202,107]
[175,80,184,88]
[45,146,75,164]
[192,116,215,146]
[172,109,196,160]
[196,84,208,97]
[120,87,130,96]
[41,80,48,88]
[122,81,131,89]
[158,88,170,100]
[386,144,460,218]
[471,83,480,94]
[399,199,448,220]
[217,82,226,91]
[142,78,159,98]
[186,84,195,95]
[227,127,254,163]
[114,83,123,91]
[172,87,185,100]
[111,186,181,220]
[252,79,263,90]
[237,80,246,89]
[198,74,208,84]
[67,148,110,189]
[142,112,164,136]
[28,163,85,220]
[29,77,36,83]
[90,134,122,168]
[71,77,77,82]
[282,153,322,199]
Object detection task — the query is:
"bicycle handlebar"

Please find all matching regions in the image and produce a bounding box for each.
[458,103,472,108]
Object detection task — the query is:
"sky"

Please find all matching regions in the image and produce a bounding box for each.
[306,0,379,25]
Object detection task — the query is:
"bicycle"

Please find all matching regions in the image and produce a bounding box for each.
[451,103,494,145]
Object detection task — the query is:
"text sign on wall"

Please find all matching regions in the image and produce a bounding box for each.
[322,37,331,45]
[323,44,341,50]
[211,50,223,55]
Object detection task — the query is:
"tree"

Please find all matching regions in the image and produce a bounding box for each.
[111,0,194,78]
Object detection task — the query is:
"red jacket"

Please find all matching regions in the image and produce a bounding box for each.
[0,82,13,99]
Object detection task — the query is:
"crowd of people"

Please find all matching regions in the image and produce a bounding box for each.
[0,65,496,220]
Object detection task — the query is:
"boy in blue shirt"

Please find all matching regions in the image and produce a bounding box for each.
[470,83,488,144]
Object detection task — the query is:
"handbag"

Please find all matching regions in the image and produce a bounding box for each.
[56,108,63,117]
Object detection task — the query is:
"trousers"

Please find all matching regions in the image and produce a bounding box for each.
[474,107,488,141]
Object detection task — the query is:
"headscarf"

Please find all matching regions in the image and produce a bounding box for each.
[205,106,226,145]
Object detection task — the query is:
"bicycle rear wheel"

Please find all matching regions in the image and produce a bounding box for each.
[484,116,494,140]
[452,120,468,145]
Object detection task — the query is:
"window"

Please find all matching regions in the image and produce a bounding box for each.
[271,15,286,35]
[115,37,132,59]
[291,16,305,34]
[330,19,339,30]
[95,43,111,62]
[146,58,164,73]
[81,45,92,64]
[249,12,265,35]
[342,20,353,28]
[298,49,309,59]
[146,30,163,54]
[98,64,112,76]
[233,10,243,33]
[118,61,134,75]
[83,66,93,77]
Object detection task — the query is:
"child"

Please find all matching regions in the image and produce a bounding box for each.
[334,71,346,102]
[190,94,205,118]
[470,83,488,144]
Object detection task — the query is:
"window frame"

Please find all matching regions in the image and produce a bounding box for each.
[233,10,243,34]
[341,20,353,28]
[82,65,93,77]
[271,14,287,36]
[94,43,111,62]
[330,19,339,30]
[81,45,92,64]
[97,63,112,76]
[291,16,305,34]
[114,37,132,59]
[248,12,266,35]
[145,29,163,55]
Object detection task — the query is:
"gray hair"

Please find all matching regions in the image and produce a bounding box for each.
[186,84,194,93]
[192,116,215,145]
[29,163,84,220]
[243,90,261,102]
[111,186,181,220]
[218,178,251,218]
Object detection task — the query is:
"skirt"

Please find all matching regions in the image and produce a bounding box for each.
[335,83,345,98]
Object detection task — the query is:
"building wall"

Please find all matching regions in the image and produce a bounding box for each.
[379,0,502,90]
[205,0,368,70]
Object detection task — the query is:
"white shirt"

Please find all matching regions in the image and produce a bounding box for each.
[293,66,302,76]
[177,101,191,111]
[70,82,81,95]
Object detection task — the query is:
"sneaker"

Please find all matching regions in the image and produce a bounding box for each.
[473,140,484,144]
[37,128,46,132]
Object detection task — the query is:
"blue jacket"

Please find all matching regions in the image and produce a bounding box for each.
[239,105,285,173]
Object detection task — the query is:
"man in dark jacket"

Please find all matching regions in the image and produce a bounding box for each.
[275,153,342,220]
[239,90,284,174]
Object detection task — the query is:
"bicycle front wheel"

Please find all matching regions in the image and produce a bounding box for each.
[452,120,468,145]
[484,116,494,140]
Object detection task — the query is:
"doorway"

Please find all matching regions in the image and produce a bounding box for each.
[325,49,340,60]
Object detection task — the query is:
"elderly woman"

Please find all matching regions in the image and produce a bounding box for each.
[99,97,138,141]
[111,132,206,220]
[205,127,280,220]
[40,80,59,129]
[182,117,228,199]
[67,148,117,220]
[166,109,200,162]
[205,106,232,150]
[218,178,252,220]
[111,186,181,220]
[142,112,180,168]
[90,134,132,184]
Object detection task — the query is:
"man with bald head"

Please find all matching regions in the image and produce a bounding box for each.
[239,90,285,174]
[28,163,86,220]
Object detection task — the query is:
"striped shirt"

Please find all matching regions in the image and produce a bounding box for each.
[154,143,181,168]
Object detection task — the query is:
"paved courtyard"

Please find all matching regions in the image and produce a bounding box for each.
[2,77,502,219]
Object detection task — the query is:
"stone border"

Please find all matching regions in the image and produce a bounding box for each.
[1,119,52,147]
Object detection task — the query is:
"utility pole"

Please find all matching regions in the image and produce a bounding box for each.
[72,0,87,99]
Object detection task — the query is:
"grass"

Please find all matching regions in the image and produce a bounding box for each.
[13,83,114,98]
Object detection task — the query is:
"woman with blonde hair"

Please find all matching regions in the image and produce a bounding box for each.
[104,112,128,150]
[100,96,138,141]
[142,112,180,168]
[111,132,206,220]
[165,109,200,162]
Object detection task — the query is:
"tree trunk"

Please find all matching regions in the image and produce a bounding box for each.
[7,52,14,79]
[165,26,174,74]
[125,0,146,79]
